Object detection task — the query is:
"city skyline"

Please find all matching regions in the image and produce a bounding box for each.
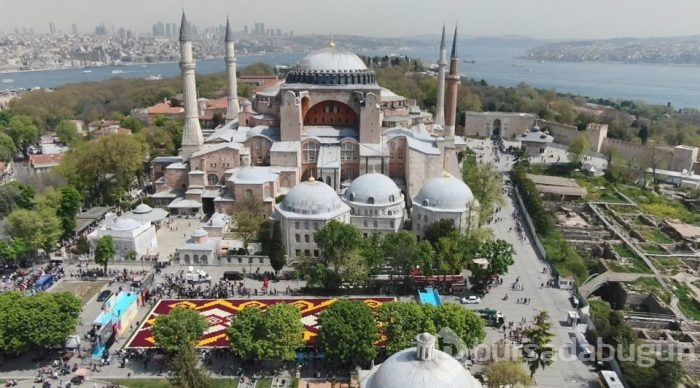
[4,0,700,40]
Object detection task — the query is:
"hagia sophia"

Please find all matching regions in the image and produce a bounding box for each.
[149,14,479,259]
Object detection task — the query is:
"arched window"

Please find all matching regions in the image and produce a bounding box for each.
[295,234,300,243]
[193,255,199,263]
[341,141,358,162]
[422,199,429,206]
[207,174,219,185]
[368,197,375,204]
[349,192,355,201]
[325,176,331,186]
[389,194,395,203]
[184,254,190,263]
[304,235,310,243]
[201,255,207,264]
[423,215,428,222]
[302,141,320,163]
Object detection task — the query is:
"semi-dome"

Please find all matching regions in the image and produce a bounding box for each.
[133,204,153,214]
[299,46,368,72]
[280,178,348,216]
[344,173,402,205]
[361,333,481,388]
[111,218,141,231]
[413,173,475,210]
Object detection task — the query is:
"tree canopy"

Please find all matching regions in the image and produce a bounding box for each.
[0,291,81,355]
[94,235,116,272]
[57,133,147,205]
[317,300,378,367]
[152,307,208,354]
[227,304,305,362]
[4,115,39,158]
[463,162,503,225]
[55,120,80,145]
[4,208,61,258]
[268,221,286,273]
[378,301,436,355]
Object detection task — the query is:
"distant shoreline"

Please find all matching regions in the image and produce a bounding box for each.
[515,57,700,68]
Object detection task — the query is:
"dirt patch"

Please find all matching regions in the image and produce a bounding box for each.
[50,280,107,304]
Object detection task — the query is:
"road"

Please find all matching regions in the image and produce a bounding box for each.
[465,138,599,387]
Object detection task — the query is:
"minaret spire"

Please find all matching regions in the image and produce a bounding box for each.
[451,25,458,59]
[442,23,461,176]
[179,10,203,158]
[224,16,240,122]
[435,24,447,127]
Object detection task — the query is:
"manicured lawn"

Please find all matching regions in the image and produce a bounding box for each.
[109,379,238,388]
[671,282,700,321]
[627,278,671,304]
[50,280,107,304]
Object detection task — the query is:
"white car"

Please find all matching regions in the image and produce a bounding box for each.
[461,296,481,304]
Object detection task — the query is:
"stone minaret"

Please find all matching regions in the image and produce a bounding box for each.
[179,12,203,159]
[444,25,460,142]
[435,25,447,127]
[224,17,240,122]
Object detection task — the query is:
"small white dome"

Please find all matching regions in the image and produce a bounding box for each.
[192,229,208,238]
[281,178,347,215]
[133,204,153,214]
[413,173,475,210]
[362,334,481,388]
[110,218,141,231]
[299,46,368,72]
[344,173,402,205]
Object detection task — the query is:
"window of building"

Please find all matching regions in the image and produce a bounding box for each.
[314,250,319,257]
[295,221,300,229]
[304,249,311,257]
[295,234,300,243]
[303,141,320,163]
[304,221,309,230]
[259,258,264,264]
[390,220,395,228]
[207,174,219,185]
[389,194,395,202]
[368,197,375,205]
[295,249,301,256]
[238,257,242,263]
[304,234,310,243]
[373,220,378,228]
[364,220,368,227]
[341,141,358,162]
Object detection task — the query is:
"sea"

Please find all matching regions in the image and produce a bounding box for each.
[3,43,700,109]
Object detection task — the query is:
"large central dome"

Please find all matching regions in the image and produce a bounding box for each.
[299,46,368,72]
[285,43,376,86]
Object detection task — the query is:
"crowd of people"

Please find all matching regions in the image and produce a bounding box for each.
[0,262,64,293]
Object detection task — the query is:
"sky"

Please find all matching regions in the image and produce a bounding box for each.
[4,0,700,40]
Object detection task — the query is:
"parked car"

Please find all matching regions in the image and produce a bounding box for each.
[461,296,481,304]
[97,290,112,302]
[223,271,244,281]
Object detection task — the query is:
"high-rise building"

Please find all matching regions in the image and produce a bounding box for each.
[243,25,248,34]
[260,22,265,35]
[71,23,78,35]
[276,28,282,36]
[49,22,56,35]
[165,23,172,37]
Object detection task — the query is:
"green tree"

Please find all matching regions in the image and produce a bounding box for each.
[360,232,385,275]
[431,303,486,350]
[314,220,362,265]
[138,126,176,157]
[423,219,456,246]
[228,304,305,362]
[93,235,116,273]
[268,221,286,273]
[73,235,90,255]
[4,208,61,258]
[57,185,83,238]
[5,115,39,158]
[234,211,262,251]
[7,181,35,210]
[521,311,555,379]
[0,184,22,217]
[240,62,275,76]
[378,301,436,355]
[55,120,80,145]
[0,132,16,161]
[568,132,591,166]
[382,230,421,281]
[0,239,29,263]
[152,307,208,354]
[57,134,147,205]
[120,116,144,131]
[317,300,378,367]
[169,343,211,388]
[463,162,503,225]
[476,239,515,278]
[485,360,531,387]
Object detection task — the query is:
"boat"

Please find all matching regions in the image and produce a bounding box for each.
[512,63,525,68]
[144,74,162,81]
[463,59,476,64]
[111,69,124,74]
[1,79,13,83]
[82,70,92,74]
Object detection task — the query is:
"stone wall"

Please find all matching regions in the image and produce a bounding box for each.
[600,138,673,167]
